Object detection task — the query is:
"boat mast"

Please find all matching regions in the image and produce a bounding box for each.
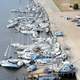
[4,45,10,57]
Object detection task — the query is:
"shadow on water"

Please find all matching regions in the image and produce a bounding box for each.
[60,75,77,80]
[3,67,23,72]
[0,67,20,73]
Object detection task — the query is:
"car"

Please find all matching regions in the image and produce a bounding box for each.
[75,22,80,26]
[54,32,64,37]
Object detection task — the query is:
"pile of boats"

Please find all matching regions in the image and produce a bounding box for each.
[0,0,76,79]
[7,0,50,38]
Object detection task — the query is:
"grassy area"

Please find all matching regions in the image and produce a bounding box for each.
[53,0,69,11]
[53,0,80,11]
[70,0,80,4]
[53,0,64,11]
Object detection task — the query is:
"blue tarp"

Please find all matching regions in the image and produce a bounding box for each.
[27,64,37,71]
[59,64,75,73]
[39,76,58,80]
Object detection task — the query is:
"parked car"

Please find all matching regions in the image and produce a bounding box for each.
[54,32,64,37]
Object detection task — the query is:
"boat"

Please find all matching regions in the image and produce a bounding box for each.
[11,43,27,50]
[35,58,52,64]
[16,48,32,54]
[0,59,23,69]
[20,30,33,34]
[7,21,18,28]
[22,59,31,63]
[27,64,37,72]
[17,52,33,60]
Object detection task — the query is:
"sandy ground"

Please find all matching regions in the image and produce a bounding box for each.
[54,0,72,11]
[37,0,80,80]
[52,12,80,80]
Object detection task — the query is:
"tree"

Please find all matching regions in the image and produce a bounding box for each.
[73,3,79,10]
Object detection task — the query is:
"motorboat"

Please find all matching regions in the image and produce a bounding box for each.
[18,55,32,60]
[32,37,46,43]
[39,22,49,28]
[35,58,52,64]
[10,9,21,13]
[17,51,34,60]
[20,30,34,35]
[7,21,18,28]
[8,19,14,23]
[11,43,27,50]
[21,59,31,65]
[0,59,23,69]
[16,48,32,54]
[27,64,37,72]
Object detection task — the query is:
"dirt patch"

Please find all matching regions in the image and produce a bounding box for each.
[53,0,71,11]
[51,11,80,78]
[53,0,80,11]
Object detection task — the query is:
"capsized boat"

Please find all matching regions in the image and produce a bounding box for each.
[11,43,27,50]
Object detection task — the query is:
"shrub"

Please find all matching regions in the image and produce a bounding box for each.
[73,3,79,10]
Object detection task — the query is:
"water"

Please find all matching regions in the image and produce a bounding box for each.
[0,0,77,80]
[0,0,29,80]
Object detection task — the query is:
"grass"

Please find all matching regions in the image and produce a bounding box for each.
[70,0,80,4]
[53,0,64,11]
[53,0,80,11]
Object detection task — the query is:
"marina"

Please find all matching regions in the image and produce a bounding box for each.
[0,0,77,80]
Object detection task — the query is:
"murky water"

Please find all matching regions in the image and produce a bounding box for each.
[0,0,77,80]
[0,0,29,80]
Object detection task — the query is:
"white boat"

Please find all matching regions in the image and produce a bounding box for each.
[20,30,34,35]
[11,43,27,50]
[32,37,46,43]
[8,19,13,23]
[27,64,37,72]
[18,53,33,60]
[0,59,23,69]
[7,21,18,28]
[39,22,49,28]
[21,60,31,65]
[36,58,52,64]
[16,48,32,54]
